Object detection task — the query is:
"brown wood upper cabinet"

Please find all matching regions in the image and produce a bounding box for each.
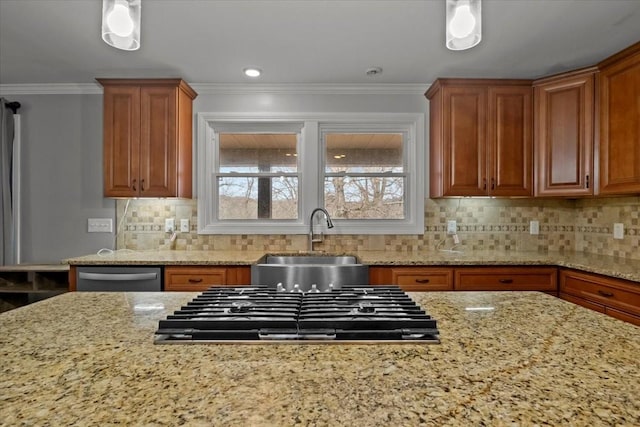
[533,68,595,196]
[426,79,533,197]
[97,78,197,198]
[598,42,640,195]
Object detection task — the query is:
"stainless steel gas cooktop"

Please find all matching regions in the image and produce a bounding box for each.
[154,285,440,344]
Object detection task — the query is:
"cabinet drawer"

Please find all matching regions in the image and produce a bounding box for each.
[560,292,605,313]
[605,307,640,327]
[165,267,227,291]
[391,268,453,291]
[560,270,640,317]
[455,267,557,291]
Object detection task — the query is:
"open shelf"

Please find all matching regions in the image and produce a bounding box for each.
[0,265,70,293]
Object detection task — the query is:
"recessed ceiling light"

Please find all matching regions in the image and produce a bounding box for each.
[243,67,262,78]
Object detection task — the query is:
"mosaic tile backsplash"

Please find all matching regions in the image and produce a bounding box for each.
[116,196,640,260]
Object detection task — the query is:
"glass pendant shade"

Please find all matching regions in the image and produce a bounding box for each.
[446,0,481,51]
[102,0,141,51]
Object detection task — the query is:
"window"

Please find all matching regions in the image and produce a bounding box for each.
[197,113,424,234]
[322,130,406,220]
[217,132,299,220]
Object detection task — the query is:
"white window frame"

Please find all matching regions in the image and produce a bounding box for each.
[197,112,424,235]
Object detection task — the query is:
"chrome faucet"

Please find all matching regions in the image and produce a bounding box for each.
[309,208,334,251]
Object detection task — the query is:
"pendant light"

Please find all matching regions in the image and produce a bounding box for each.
[102,0,141,51]
[446,0,481,51]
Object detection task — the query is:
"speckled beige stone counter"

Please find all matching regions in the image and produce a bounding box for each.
[65,249,640,283]
[1,291,638,426]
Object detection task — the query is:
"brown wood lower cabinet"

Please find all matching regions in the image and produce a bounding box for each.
[369,267,454,291]
[164,266,251,291]
[559,269,640,326]
[369,266,558,293]
[454,267,557,291]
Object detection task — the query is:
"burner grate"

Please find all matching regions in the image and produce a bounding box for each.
[155,285,439,344]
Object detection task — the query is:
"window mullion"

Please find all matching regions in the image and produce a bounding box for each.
[300,121,320,218]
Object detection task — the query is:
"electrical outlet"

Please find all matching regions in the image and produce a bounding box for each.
[613,223,624,240]
[447,220,457,235]
[180,219,190,233]
[88,218,113,233]
[165,218,175,233]
[529,220,539,235]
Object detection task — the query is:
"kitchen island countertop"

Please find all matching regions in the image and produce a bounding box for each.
[65,249,640,283]
[1,291,638,426]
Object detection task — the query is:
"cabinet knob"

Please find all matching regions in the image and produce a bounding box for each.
[597,290,614,297]
[483,178,487,190]
[491,178,495,190]
[415,278,430,284]
[132,179,137,191]
[586,174,590,189]
[188,278,203,283]
[141,179,145,191]
[498,278,513,284]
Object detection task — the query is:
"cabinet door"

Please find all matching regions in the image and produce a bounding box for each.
[599,45,640,194]
[534,72,594,196]
[103,86,140,197]
[442,85,487,196]
[488,86,533,196]
[140,86,177,197]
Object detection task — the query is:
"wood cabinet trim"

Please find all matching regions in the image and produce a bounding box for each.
[532,66,599,86]
[597,41,640,69]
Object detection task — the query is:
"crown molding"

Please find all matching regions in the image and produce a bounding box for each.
[0,83,102,95]
[190,83,430,95]
[0,82,430,96]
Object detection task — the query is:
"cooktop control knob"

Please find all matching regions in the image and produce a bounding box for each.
[291,284,302,293]
[276,282,285,292]
[309,284,320,293]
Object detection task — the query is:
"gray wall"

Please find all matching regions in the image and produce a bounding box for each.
[7,89,428,263]
[13,94,115,263]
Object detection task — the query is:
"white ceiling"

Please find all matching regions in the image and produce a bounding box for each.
[1,0,639,86]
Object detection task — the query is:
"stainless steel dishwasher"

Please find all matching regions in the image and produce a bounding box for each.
[76,266,162,291]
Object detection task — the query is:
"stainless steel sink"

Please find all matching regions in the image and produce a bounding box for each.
[251,254,369,292]
[264,255,359,265]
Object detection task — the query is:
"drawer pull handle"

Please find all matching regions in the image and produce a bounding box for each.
[597,290,614,297]
[188,278,203,283]
[499,279,513,284]
[415,279,430,284]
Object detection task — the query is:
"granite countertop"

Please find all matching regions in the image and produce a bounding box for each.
[1,291,638,426]
[64,249,640,283]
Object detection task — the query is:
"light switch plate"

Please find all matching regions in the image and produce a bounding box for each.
[165,218,175,233]
[447,220,457,235]
[180,219,190,232]
[88,218,113,233]
[613,223,624,240]
[529,220,539,235]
